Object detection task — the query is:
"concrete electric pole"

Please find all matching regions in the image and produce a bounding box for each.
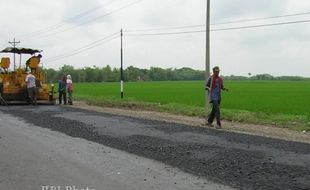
[205,0,211,123]
[120,29,124,99]
[8,38,20,70]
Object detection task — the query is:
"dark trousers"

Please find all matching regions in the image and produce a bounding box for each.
[59,91,67,104]
[208,100,221,126]
[27,87,37,105]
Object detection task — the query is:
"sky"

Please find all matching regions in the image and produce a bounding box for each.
[0,0,310,77]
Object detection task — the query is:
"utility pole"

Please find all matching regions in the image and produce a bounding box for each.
[8,38,20,70]
[120,29,124,99]
[205,0,211,123]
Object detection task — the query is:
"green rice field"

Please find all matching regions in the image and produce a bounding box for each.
[73,80,310,131]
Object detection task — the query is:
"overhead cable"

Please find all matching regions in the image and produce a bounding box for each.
[125,10,310,33]
[20,1,117,38]
[213,11,310,26]
[125,30,205,36]
[212,19,310,31]
[40,0,144,38]
[45,32,119,62]
[124,19,310,36]
[125,24,205,32]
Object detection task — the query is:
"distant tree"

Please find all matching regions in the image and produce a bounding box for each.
[84,67,94,82]
[125,66,145,81]
[255,74,274,80]
[77,69,86,82]
[43,68,58,83]
[166,68,177,80]
[175,67,204,80]
[59,65,74,77]
[112,68,120,81]
[103,65,114,82]
[149,67,167,81]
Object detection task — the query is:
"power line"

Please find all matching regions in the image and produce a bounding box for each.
[212,11,310,26]
[125,30,205,36]
[212,19,310,32]
[124,18,310,36]
[125,24,205,32]
[125,10,310,33]
[20,1,117,38]
[14,0,144,63]
[45,36,119,63]
[45,32,119,63]
[20,6,310,62]
[46,32,118,61]
[40,0,145,38]
[47,34,118,61]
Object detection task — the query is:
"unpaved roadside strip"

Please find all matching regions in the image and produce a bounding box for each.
[71,101,310,144]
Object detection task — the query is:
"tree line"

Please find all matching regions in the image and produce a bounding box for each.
[43,65,205,83]
[43,65,309,83]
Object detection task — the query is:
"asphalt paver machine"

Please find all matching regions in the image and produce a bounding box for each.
[0,47,55,105]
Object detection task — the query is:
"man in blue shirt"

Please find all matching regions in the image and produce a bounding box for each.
[58,76,67,104]
[205,66,228,129]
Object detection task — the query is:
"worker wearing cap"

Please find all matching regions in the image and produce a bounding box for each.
[25,54,42,71]
[25,71,37,105]
[205,66,228,129]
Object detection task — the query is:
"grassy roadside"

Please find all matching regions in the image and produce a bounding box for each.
[75,95,310,132]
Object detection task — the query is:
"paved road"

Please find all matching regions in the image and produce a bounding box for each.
[0,109,230,190]
[0,105,309,190]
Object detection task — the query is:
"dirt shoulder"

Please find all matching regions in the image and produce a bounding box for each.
[72,101,310,144]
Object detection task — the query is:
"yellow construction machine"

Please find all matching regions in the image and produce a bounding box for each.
[0,47,55,105]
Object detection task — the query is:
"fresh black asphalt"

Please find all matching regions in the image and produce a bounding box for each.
[3,105,310,190]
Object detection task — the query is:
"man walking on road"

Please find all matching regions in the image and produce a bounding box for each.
[205,66,228,129]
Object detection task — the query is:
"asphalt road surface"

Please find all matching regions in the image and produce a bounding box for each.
[0,105,309,190]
